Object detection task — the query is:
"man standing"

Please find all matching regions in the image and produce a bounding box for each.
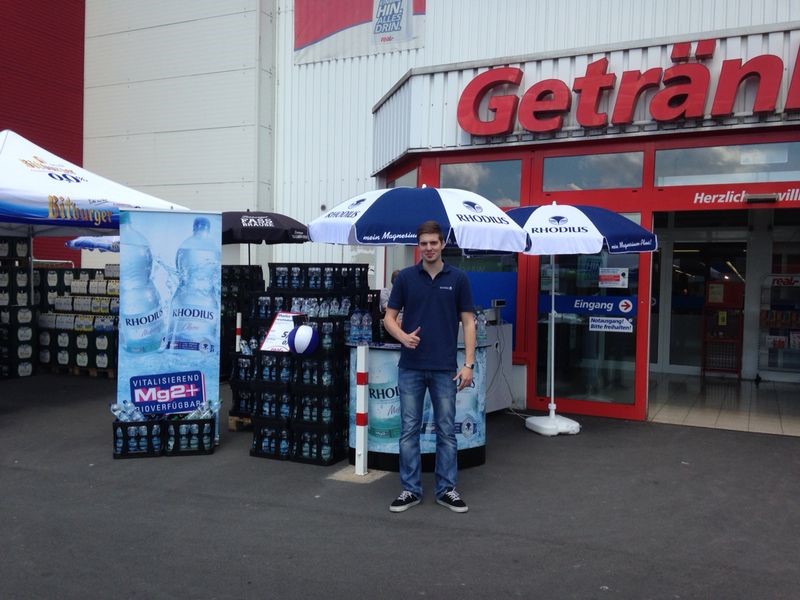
[383,220,476,513]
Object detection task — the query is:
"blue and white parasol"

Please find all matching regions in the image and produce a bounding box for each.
[308,187,528,252]
[508,202,658,436]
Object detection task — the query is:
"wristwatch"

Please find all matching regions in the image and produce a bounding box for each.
[463,363,474,369]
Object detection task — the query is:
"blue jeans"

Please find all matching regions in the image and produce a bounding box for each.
[398,367,457,498]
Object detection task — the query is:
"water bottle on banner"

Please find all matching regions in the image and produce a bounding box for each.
[367,353,402,446]
[165,217,220,352]
[119,212,166,353]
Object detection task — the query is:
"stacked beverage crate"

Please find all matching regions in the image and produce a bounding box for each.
[35,266,119,375]
[230,263,370,466]
[0,236,35,379]
[220,265,265,380]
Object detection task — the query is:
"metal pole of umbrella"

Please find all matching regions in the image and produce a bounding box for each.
[549,255,556,415]
[525,255,581,436]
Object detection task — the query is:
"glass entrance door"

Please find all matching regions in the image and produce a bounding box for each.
[650,222,748,374]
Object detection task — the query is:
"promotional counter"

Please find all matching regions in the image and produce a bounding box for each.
[348,341,492,472]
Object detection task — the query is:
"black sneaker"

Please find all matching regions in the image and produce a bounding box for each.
[436,488,468,513]
[389,490,421,512]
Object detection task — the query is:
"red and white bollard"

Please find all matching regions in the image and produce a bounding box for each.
[354,344,369,475]
[235,312,242,352]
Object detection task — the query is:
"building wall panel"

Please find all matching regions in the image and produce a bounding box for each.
[85,70,256,137]
[86,0,256,38]
[84,0,264,215]
[86,11,257,88]
[81,0,800,271]
[84,128,254,190]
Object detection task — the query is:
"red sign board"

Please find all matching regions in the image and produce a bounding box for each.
[458,41,800,136]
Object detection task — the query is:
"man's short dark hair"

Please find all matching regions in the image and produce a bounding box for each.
[417,220,444,242]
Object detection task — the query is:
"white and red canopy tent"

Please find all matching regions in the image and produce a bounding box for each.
[0,129,187,239]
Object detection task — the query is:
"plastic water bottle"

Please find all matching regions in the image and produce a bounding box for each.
[361,311,373,345]
[152,424,162,453]
[119,212,166,353]
[476,309,488,344]
[114,426,124,454]
[350,309,362,344]
[165,217,220,353]
[321,321,334,351]
[127,426,138,452]
[279,356,292,383]
[321,433,332,462]
[290,266,303,289]
[279,428,290,458]
[321,360,333,387]
[321,396,332,424]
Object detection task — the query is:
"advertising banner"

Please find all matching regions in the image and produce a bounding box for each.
[294,0,425,64]
[349,347,486,454]
[116,210,221,415]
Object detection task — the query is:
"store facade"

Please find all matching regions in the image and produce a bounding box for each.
[371,25,800,420]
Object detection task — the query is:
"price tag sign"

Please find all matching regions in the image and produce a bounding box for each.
[260,311,303,352]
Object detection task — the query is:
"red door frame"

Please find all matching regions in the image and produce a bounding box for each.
[381,127,800,421]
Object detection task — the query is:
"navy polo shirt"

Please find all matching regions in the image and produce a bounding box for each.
[387,261,474,371]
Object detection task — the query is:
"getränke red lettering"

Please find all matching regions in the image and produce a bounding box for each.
[457,41,800,136]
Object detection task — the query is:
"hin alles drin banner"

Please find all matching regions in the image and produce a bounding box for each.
[116,210,221,415]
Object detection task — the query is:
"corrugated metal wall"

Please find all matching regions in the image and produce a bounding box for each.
[271,0,800,278]
[83,1,272,234]
[83,0,800,278]
[373,25,800,172]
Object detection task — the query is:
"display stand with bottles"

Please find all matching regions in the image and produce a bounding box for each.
[229,263,370,466]
[758,274,800,373]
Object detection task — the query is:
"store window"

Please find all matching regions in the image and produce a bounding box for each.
[388,168,418,188]
[760,240,800,373]
[537,251,640,404]
[439,160,521,207]
[655,142,800,186]
[669,242,747,367]
[543,152,643,191]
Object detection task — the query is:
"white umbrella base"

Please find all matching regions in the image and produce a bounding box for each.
[525,414,581,436]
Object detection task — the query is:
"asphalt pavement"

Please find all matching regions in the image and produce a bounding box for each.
[2,373,799,599]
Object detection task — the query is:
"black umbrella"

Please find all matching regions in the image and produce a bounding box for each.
[221,211,309,245]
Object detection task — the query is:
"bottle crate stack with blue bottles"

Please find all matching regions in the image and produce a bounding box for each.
[229,262,371,466]
[111,409,216,459]
[220,265,265,380]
